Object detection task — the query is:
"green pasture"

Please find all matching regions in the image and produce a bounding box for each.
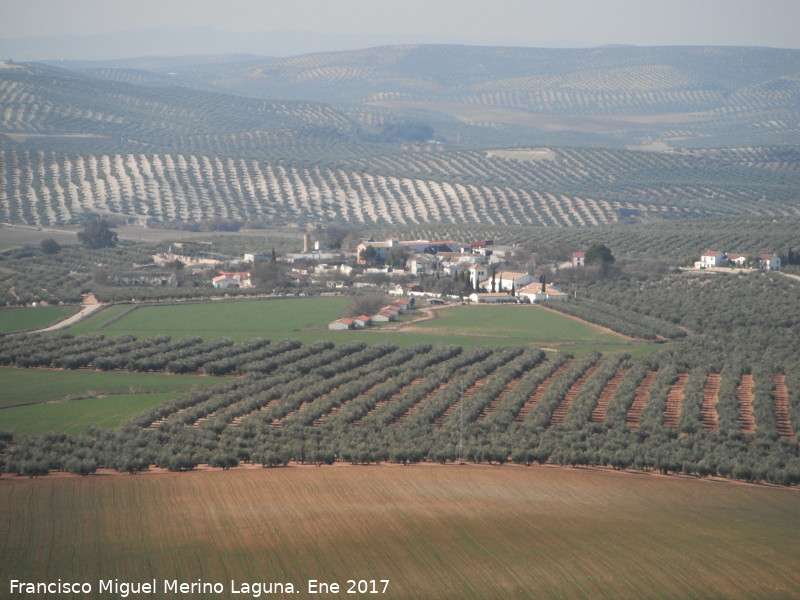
[412,304,624,343]
[0,367,228,408]
[0,305,79,332]
[0,392,178,435]
[62,298,659,353]
[0,368,230,434]
[66,297,351,341]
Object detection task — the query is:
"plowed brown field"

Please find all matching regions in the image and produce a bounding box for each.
[1,466,798,600]
[702,373,721,432]
[627,371,658,428]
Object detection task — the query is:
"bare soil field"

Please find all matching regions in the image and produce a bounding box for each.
[1,465,797,600]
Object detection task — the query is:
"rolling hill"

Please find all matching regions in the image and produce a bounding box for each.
[1,45,798,227]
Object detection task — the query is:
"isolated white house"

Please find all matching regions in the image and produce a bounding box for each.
[695,251,727,269]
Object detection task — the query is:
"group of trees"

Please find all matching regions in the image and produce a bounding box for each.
[2,335,798,485]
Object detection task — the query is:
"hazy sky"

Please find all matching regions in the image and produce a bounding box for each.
[2,0,799,49]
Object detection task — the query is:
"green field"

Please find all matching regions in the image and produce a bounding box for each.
[0,392,180,435]
[63,298,658,353]
[412,304,623,343]
[0,368,231,434]
[66,297,351,341]
[0,465,797,600]
[0,305,79,332]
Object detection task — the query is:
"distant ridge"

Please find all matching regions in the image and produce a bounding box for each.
[0,27,482,62]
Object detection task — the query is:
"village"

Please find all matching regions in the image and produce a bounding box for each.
[123,234,784,332]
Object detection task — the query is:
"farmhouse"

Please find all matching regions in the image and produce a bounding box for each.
[517,282,568,302]
[695,251,727,269]
[693,251,781,271]
[212,272,252,289]
[479,271,535,292]
[328,318,355,330]
[727,254,748,268]
[468,264,489,289]
[572,252,585,268]
[759,254,782,270]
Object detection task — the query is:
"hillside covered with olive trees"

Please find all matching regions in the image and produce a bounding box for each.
[1,45,798,228]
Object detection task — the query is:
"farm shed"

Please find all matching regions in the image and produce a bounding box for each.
[371,311,397,322]
[328,318,355,330]
[353,315,372,328]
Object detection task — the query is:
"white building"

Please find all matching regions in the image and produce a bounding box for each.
[356,239,459,264]
[212,272,252,289]
[328,318,355,330]
[371,311,397,322]
[517,282,569,302]
[468,293,518,304]
[468,264,489,289]
[479,271,535,292]
[695,251,727,269]
[759,254,781,270]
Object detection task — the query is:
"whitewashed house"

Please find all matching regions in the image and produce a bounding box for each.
[695,251,727,269]
[727,254,748,268]
[468,264,489,289]
[517,282,569,302]
[479,271,535,292]
[212,272,252,289]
